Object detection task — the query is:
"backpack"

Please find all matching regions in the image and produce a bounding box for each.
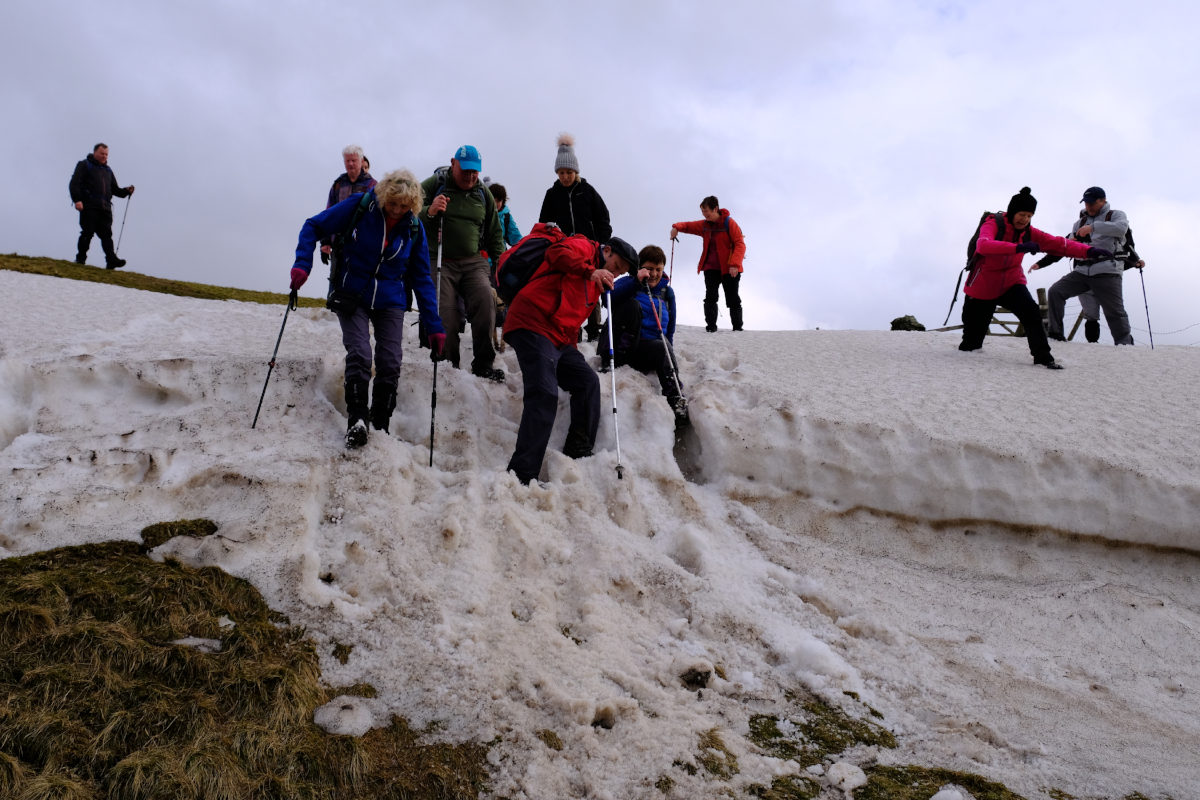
[1086,209,1142,271]
[495,222,565,305]
[943,211,1031,325]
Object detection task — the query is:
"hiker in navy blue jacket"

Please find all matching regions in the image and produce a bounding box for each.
[607,245,689,424]
[69,143,135,269]
[290,169,445,448]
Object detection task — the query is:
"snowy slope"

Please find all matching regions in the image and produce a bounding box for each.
[1,270,1197,799]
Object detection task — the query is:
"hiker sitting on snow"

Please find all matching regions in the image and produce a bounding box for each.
[604,245,689,425]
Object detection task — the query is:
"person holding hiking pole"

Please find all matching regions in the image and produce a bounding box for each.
[959,187,1106,369]
[604,245,689,425]
[69,143,134,269]
[290,169,445,449]
[670,195,746,332]
[502,235,634,485]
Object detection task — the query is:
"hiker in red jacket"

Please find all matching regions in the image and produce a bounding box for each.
[502,236,636,485]
[671,196,746,331]
[959,187,1108,369]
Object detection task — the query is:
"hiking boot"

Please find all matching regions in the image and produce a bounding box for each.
[472,366,505,383]
[344,379,370,447]
[562,428,593,460]
[345,419,369,449]
[671,396,691,426]
[1084,319,1101,343]
[105,258,126,270]
[1047,332,1066,342]
[74,255,86,265]
[705,325,718,333]
[370,381,397,433]
[1034,357,1064,370]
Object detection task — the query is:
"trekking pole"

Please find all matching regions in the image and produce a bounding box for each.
[644,281,685,401]
[604,290,624,479]
[115,194,132,254]
[429,215,445,467]
[668,238,675,282]
[252,289,298,429]
[1138,266,1154,349]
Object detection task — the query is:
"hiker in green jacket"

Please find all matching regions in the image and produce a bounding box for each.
[420,145,507,382]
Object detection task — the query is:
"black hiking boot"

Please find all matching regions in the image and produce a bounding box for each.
[562,428,594,460]
[671,396,691,426]
[106,258,126,270]
[1084,319,1101,343]
[344,380,370,448]
[370,381,397,434]
[730,305,744,332]
[472,366,505,383]
[703,301,718,333]
[1034,357,1064,370]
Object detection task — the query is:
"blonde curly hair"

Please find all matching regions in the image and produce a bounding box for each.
[374,169,423,212]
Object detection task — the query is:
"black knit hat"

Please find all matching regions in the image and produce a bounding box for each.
[1006,186,1037,218]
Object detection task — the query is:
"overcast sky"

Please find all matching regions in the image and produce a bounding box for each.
[4,0,1198,342]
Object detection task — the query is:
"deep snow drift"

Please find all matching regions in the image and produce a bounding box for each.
[1,270,1197,799]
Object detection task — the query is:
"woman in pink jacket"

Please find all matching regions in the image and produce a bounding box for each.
[959,187,1109,369]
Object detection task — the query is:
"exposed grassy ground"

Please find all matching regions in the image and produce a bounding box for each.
[0,253,324,308]
[0,524,489,799]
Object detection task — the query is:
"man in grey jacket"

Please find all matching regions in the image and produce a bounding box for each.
[1033,186,1135,345]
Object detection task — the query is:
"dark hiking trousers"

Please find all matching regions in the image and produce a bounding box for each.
[77,207,119,264]
[437,255,497,372]
[703,269,742,330]
[337,307,406,387]
[1047,271,1133,345]
[617,339,682,405]
[959,285,1053,363]
[505,328,600,484]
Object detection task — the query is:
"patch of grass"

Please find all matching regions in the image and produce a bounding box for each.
[747,775,821,799]
[857,765,1026,800]
[536,729,563,751]
[332,642,354,665]
[0,253,325,307]
[0,539,489,799]
[139,518,219,550]
[748,693,896,769]
[697,728,738,779]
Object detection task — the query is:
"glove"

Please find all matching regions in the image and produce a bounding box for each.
[1015,241,1041,255]
[428,332,446,360]
[320,251,330,265]
[1087,246,1114,261]
[290,268,308,290]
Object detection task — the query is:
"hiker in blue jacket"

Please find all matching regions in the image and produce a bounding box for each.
[606,245,689,425]
[289,169,446,449]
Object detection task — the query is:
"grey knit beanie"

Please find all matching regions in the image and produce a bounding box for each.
[555,132,579,173]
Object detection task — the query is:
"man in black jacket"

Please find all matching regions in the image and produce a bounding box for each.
[69,143,135,269]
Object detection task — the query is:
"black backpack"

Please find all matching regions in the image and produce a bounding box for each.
[1088,209,1142,270]
[495,223,565,305]
[943,211,1031,325]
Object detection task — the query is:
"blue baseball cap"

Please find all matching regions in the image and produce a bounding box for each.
[1081,186,1106,203]
[453,145,481,172]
